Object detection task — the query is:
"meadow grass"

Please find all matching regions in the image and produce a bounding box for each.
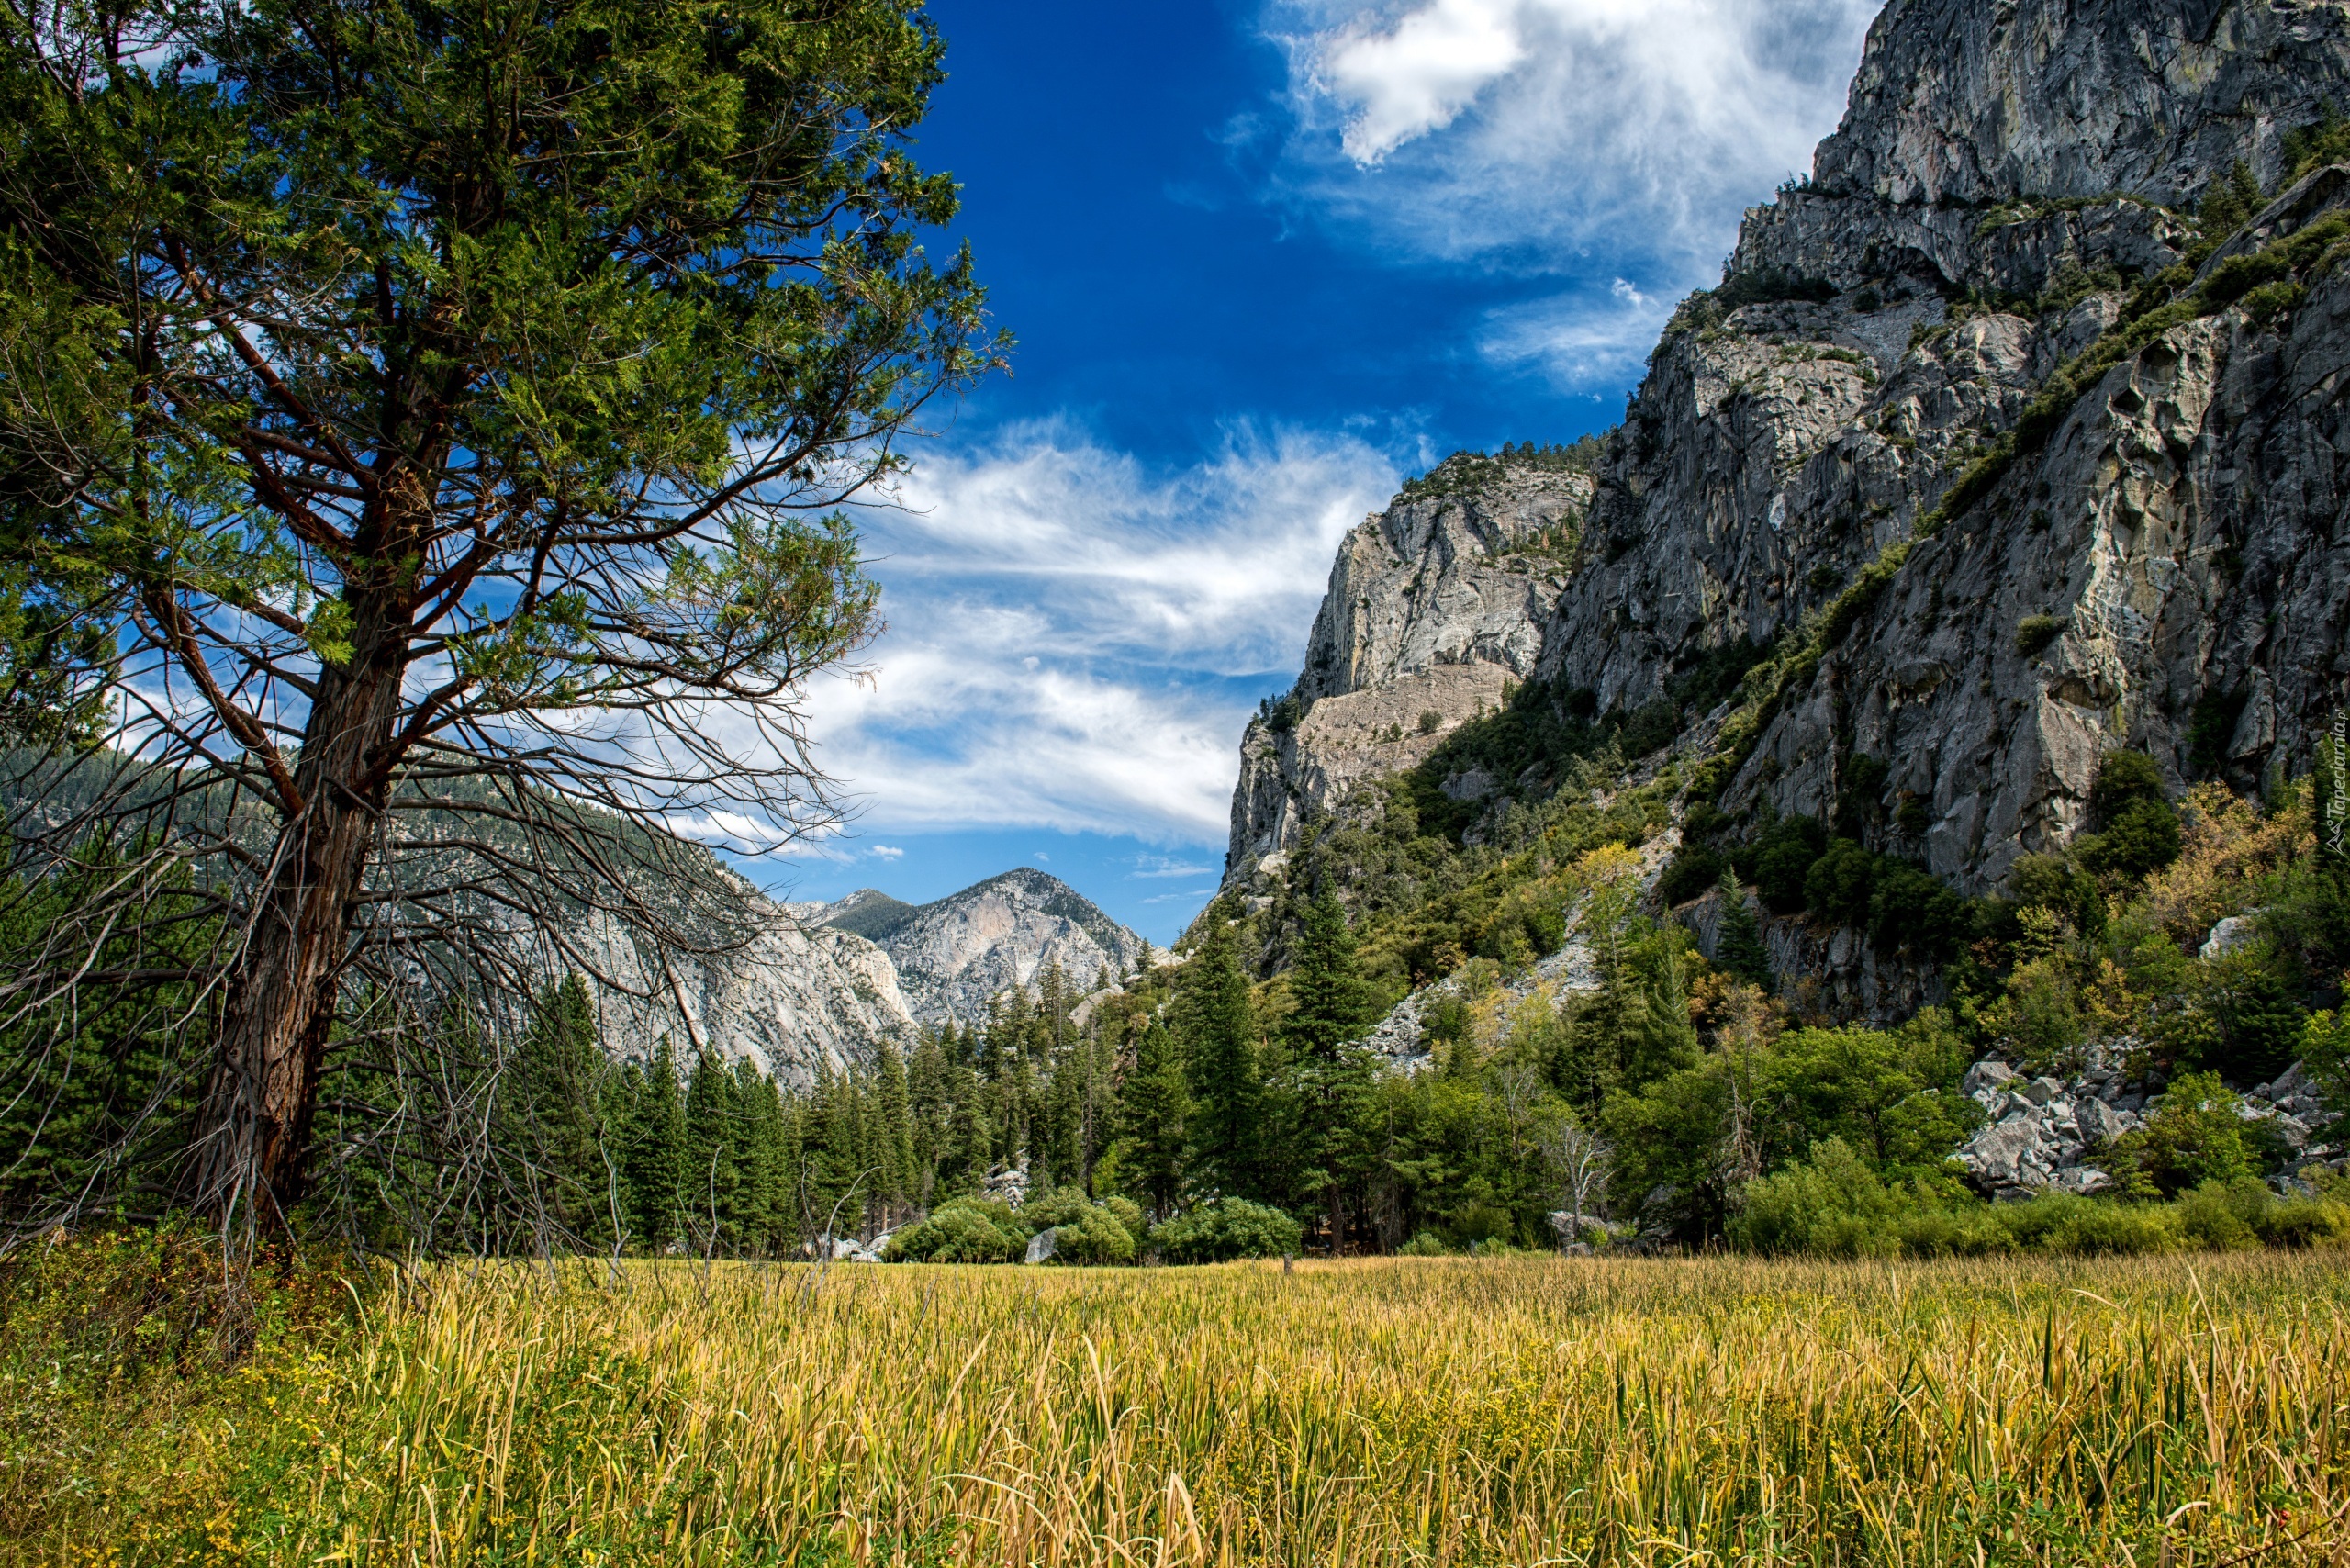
[8,1243,2350,1565]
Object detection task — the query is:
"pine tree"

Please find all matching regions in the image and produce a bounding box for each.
[504,972,610,1249]
[1079,1020,1118,1192]
[875,1044,917,1227]
[1279,890,1383,1251]
[1119,1021,1191,1217]
[734,1060,787,1254]
[1712,870,1773,991]
[624,1036,689,1252]
[1179,911,1262,1200]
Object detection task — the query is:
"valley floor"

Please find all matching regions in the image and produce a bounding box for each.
[8,1236,2350,1565]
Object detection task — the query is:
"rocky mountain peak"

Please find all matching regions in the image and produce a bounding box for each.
[1225,450,1594,881]
[1221,0,2350,976]
[811,868,1146,1025]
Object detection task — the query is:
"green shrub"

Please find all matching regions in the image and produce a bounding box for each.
[1804,839,1877,925]
[1746,815,1828,913]
[2304,1008,2350,1114]
[2076,797,2182,879]
[1729,1138,1906,1256]
[885,1198,1029,1263]
[1994,1193,2181,1256]
[2105,1072,2260,1197]
[2253,1193,2350,1249]
[1396,1230,1449,1256]
[1150,1198,1304,1263]
[1102,1194,1148,1250]
[1658,847,1725,907]
[2087,750,2167,829]
[2157,954,2307,1084]
[2188,687,2249,776]
[1017,1187,1141,1266]
[2013,614,2065,657]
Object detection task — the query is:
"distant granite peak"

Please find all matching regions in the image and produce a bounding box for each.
[809,868,1145,1025]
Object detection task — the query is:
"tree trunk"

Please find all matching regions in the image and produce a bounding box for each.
[191,599,409,1232]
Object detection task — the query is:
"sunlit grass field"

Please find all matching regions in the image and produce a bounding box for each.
[10,1246,2350,1565]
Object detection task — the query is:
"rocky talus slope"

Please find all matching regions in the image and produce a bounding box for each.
[806,868,1146,1026]
[1225,461,1593,879]
[1954,1053,2342,1198]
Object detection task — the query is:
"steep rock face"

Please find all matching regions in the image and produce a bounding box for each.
[1815,0,2350,209]
[1533,0,2350,891]
[1225,465,1592,880]
[811,868,1147,1025]
[575,886,919,1089]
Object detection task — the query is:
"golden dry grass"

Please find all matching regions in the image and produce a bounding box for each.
[118,1247,2344,1566]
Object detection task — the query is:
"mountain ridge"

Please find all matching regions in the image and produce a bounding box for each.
[806,867,1147,1026]
[1215,0,2350,1014]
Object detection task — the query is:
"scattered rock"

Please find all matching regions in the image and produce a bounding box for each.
[2075,1097,2132,1147]
[980,1158,1032,1210]
[1963,1059,2019,1104]
[2199,915,2262,960]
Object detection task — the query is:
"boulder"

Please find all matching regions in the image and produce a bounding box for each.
[1548,1211,1606,1246]
[1963,1059,2019,1105]
[1960,1119,2043,1189]
[2076,1098,2131,1147]
[1024,1228,1058,1265]
[2199,915,2262,960]
[2050,1167,2114,1197]
[2022,1076,2064,1106]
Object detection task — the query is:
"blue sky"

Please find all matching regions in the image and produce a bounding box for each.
[768,0,1882,941]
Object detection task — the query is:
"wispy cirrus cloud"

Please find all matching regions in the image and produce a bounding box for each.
[1260,0,1879,387]
[797,422,1399,846]
[1273,0,1880,271]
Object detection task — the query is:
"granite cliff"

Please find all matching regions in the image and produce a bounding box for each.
[564,870,920,1090]
[1225,456,1593,878]
[806,868,1147,1026]
[1229,0,2350,916]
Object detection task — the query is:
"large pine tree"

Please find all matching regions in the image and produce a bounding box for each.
[1279,890,1383,1250]
[502,973,610,1249]
[623,1037,688,1252]
[1118,1022,1191,1219]
[1177,910,1262,1201]
[1,0,997,1235]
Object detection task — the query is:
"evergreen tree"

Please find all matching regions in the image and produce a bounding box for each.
[624,1036,688,1252]
[683,1050,745,1251]
[1078,1021,1118,1192]
[503,972,610,1249]
[875,1044,918,1226]
[734,1060,787,1254]
[1119,1021,1191,1218]
[1279,890,1384,1250]
[1179,911,1262,1200]
[1711,870,1774,991]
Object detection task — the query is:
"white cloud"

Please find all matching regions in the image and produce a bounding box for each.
[1144,887,1223,904]
[1272,0,1880,281]
[868,845,904,859]
[1130,856,1219,879]
[800,423,1399,846]
[1480,280,1669,389]
[1320,0,1525,163]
